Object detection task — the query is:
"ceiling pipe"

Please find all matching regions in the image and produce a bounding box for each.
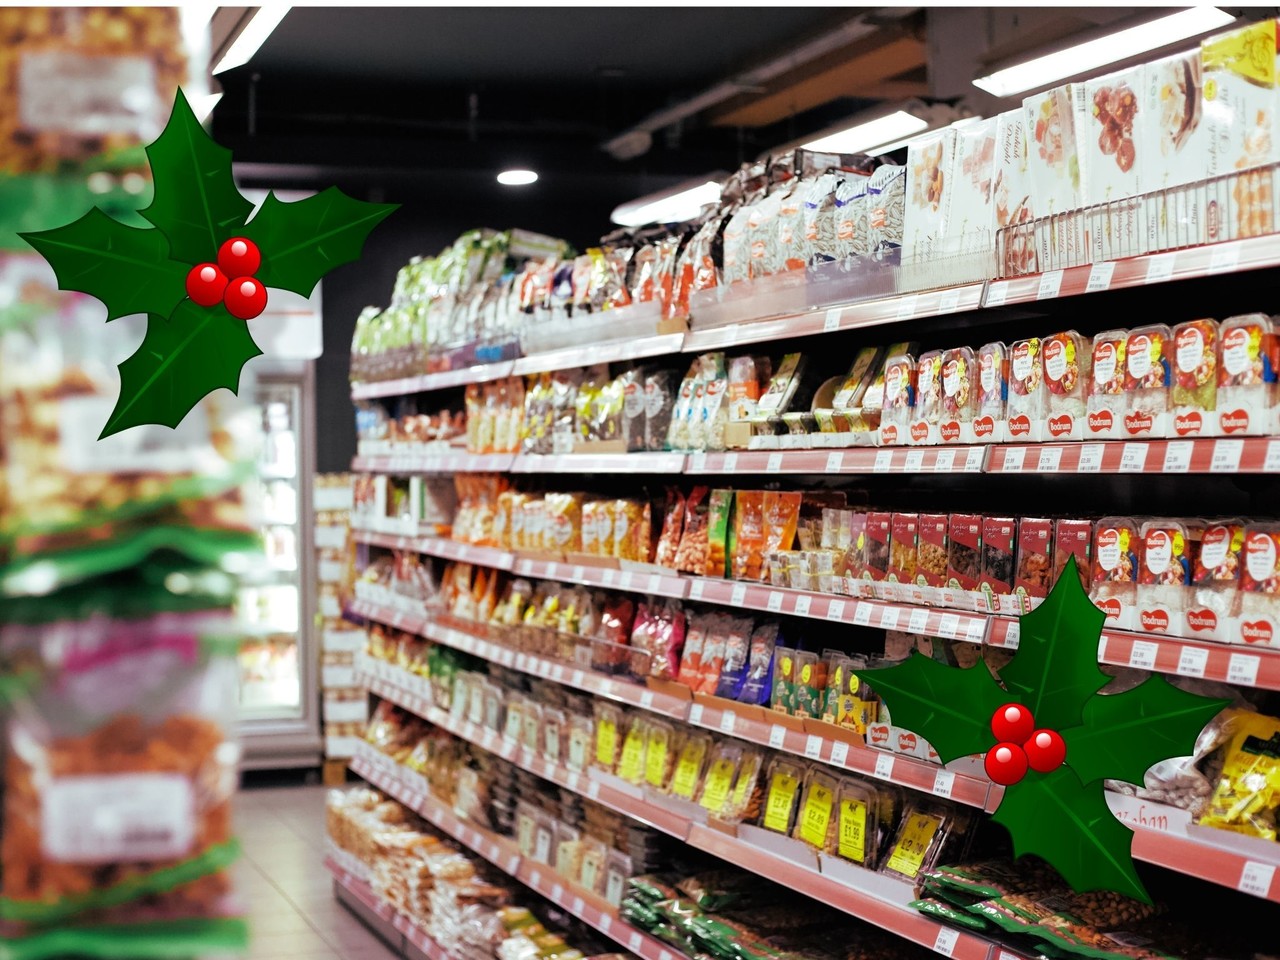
[601,9,917,161]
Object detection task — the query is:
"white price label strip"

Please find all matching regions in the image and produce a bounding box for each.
[934,449,955,473]
[854,603,873,626]
[766,452,783,473]
[965,446,986,471]
[1239,860,1276,898]
[881,607,901,630]
[1266,440,1280,473]
[828,599,847,621]
[630,933,644,952]
[932,770,956,799]
[824,307,842,332]
[805,735,824,759]
[767,591,784,612]
[1037,269,1064,300]
[1212,439,1243,472]
[874,449,894,473]
[720,711,736,734]
[966,618,987,642]
[933,927,959,957]
[830,741,849,766]
[908,608,930,634]
[1038,446,1063,472]
[731,583,747,606]
[1078,444,1105,472]
[938,614,960,639]
[1003,447,1026,473]
[573,897,585,915]
[1163,441,1194,473]
[1210,244,1241,273]
[1228,653,1260,686]
[600,914,613,933]
[826,451,844,473]
[1129,641,1159,670]
[769,725,787,748]
[1087,260,1116,292]
[1120,443,1148,472]
[723,452,739,472]
[689,579,705,600]
[640,691,655,711]
[794,595,812,617]
[985,280,1009,307]
[874,753,895,780]
[939,289,961,313]
[1146,253,1176,284]
[1176,646,1209,678]
[905,449,925,472]
[689,704,705,725]
[897,294,919,320]
[690,452,707,472]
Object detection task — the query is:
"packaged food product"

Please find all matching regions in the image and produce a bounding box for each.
[1238,523,1280,646]
[915,513,950,604]
[696,614,731,695]
[770,646,797,715]
[761,757,807,835]
[793,768,841,852]
[644,370,677,451]
[544,492,583,555]
[1092,517,1141,631]
[707,488,735,578]
[1137,520,1199,636]
[903,130,957,268]
[1042,330,1090,441]
[1142,51,1211,250]
[834,779,881,868]
[791,651,828,719]
[831,347,885,414]
[910,350,944,446]
[566,713,594,772]
[621,367,649,452]
[1123,324,1173,438]
[880,801,955,883]
[677,610,710,688]
[856,510,893,597]
[1189,521,1244,643]
[690,353,729,453]
[674,486,710,575]
[1022,84,1088,266]
[739,621,780,706]
[823,656,876,733]
[726,749,766,824]
[731,491,765,582]
[654,488,686,570]
[670,731,712,801]
[947,513,984,595]
[981,517,1018,612]
[878,354,917,447]
[1170,319,1219,438]
[938,347,979,444]
[866,164,907,254]
[713,616,756,701]
[1006,338,1045,441]
[995,108,1039,276]
[1087,329,1129,439]
[1217,313,1279,436]
[1081,66,1146,260]
[975,342,1009,443]
[697,743,743,818]
[1053,519,1093,593]
[756,353,805,422]
[1015,517,1055,607]
[1198,710,1280,838]
[617,714,650,786]
[804,173,842,266]
[886,512,919,603]
[727,355,766,422]
[592,701,623,773]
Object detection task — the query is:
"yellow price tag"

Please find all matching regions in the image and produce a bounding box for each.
[798,783,834,848]
[671,743,705,799]
[763,773,800,833]
[699,758,735,814]
[885,812,942,879]
[838,798,868,863]
[618,728,646,783]
[595,718,618,769]
[645,732,669,789]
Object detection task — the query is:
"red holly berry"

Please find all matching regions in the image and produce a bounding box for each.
[218,237,261,279]
[1024,729,1067,773]
[984,742,1029,785]
[186,263,228,307]
[991,703,1036,744]
[224,276,268,320]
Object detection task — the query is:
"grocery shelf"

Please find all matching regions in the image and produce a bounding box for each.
[510,452,687,474]
[328,855,454,960]
[353,529,515,570]
[686,447,989,475]
[510,333,688,376]
[351,452,515,474]
[511,557,690,600]
[985,438,1280,474]
[351,361,517,401]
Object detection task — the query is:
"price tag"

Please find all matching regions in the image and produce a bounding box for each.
[828,599,847,621]
[805,735,824,759]
[1145,252,1176,284]
[507,855,521,875]
[853,603,873,626]
[572,896,585,915]
[1239,860,1276,898]
[1210,243,1240,274]
[794,595,812,617]
[547,562,559,579]
[1002,447,1026,473]
[1129,640,1159,670]
[985,280,1008,307]
[619,571,634,590]
[1002,621,1021,649]
[1038,446,1063,472]
[874,753,895,780]
[932,770,956,799]
[689,704,705,725]
[552,883,564,904]
[826,451,844,473]
[1162,441,1194,473]
[938,614,960,639]
[689,579,705,601]
[1228,653,1260,686]
[766,452,784,473]
[529,869,542,888]
[905,449,925,472]
[600,914,613,933]
[602,569,617,587]
[571,670,585,688]
[1120,443,1148,472]
[720,711,736,734]
[640,690,655,711]
[881,607,901,630]
[1078,444,1105,472]
[823,307,842,332]
[767,591,785,612]
[933,927,959,957]
[690,452,707,472]
[896,294,919,320]
[769,724,788,748]
[723,452,739,472]
[1036,269,1064,300]
[874,449,894,473]
[1176,646,1209,678]
[629,933,644,952]
[648,574,662,594]
[939,289,961,313]
[831,741,849,766]
[908,608,930,634]
[966,618,987,642]
[587,781,600,800]
[552,665,566,683]
[731,583,747,606]
[1087,260,1116,292]
[966,445,987,471]
[934,449,955,473]
[1212,438,1243,473]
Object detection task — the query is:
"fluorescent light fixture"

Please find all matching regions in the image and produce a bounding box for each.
[611,178,724,227]
[192,92,223,124]
[974,7,1236,97]
[801,109,931,155]
[497,169,538,186]
[213,5,291,74]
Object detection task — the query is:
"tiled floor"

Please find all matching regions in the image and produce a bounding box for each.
[236,784,399,960]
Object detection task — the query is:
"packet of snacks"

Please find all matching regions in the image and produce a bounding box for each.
[939,347,978,444]
[1091,517,1141,631]
[974,342,1008,443]
[1170,319,1219,438]
[1123,324,1172,438]
[910,350,944,446]
[1189,520,1244,644]
[1041,330,1089,441]
[878,354,917,447]
[1006,338,1045,442]
[1237,523,1280,647]
[1136,520,1200,636]
[1217,313,1279,436]
[0,254,259,569]
[1086,329,1129,440]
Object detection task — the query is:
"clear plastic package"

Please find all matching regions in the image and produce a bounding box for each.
[975,342,1008,443]
[1217,313,1279,436]
[1041,330,1089,440]
[1189,521,1244,643]
[1006,337,1045,442]
[592,701,623,773]
[834,778,882,868]
[1086,329,1128,440]
[792,767,841,851]
[939,347,979,444]
[1238,523,1280,646]
[697,742,744,818]
[1137,519,1199,635]
[910,350,944,446]
[878,354,917,446]
[669,732,712,801]
[1171,318,1220,438]
[1092,517,1141,631]
[1123,324,1173,438]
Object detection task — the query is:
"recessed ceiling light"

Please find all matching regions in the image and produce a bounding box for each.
[497,169,538,186]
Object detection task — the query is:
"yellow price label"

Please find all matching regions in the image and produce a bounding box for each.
[798,783,834,848]
[838,798,868,863]
[645,734,669,789]
[618,728,646,783]
[671,743,705,799]
[763,772,800,833]
[699,758,736,814]
[885,812,942,879]
[595,718,618,769]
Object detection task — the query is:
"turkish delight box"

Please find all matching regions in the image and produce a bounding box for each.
[1143,51,1210,250]
[995,109,1039,276]
[949,117,999,263]
[903,129,957,268]
[1023,84,1089,268]
[1081,66,1147,260]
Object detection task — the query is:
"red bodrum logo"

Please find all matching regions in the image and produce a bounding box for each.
[1242,621,1275,645]
[1124,411,1153,434]
[1088,409,1114,432]
[1008,414,1032,436]
[1220,409,1251,434]
[882,425,898,444]
[1186,609,1218,632]
[897,732,918,753]
[910,421,929,442]
[940,421,961,442]
[1048,415,1073,436]
[974,416,995,437]
[870,726,890,745]
[1174,412,1203,436]
[1140,609,1170,632]
[1096,597,1122,619]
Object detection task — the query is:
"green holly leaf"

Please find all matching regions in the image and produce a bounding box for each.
[19,208,188,322]
[1061,677,1230,787]
[138,88,254,264]
[858,653,1009,764]
[240,187,399,297]
[993,767,1151,904]
[100,300,262,439]
[999,556,1110,732]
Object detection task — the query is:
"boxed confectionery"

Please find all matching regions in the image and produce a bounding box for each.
[1143,51,1210,249]
[1041,330,1090,441]
[1238,523,1280,646]
[1091,516,1141,631]
[948,117,999,260]
[1022,84,1089,268]
[1086,328,1128,440]
[909,350,944,445]
[903,129,957,267]
[1135,519,1201,636]
[1217,312,1279,436]
[1171,318,1220,437]
[1081,66,1147,260]
[994,108,1038,276]
[1006,337,1045,442]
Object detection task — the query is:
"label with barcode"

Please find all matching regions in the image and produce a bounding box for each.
[1267,440,1280,473]
[905,449,925,472]
[794,595,812,617]
[1037,269,1064,300]
[552,883,564,903]
[1163,441,1194,473]
[826,451,844,473]
[805,735,823,759]
[908,609,930,634]
[854,603,873,626]
[828,599,847,621]
[874,753,895,780]
[723,452,739,472]
[1002,621,1021,648]
[874,449,894,473]
[690,704,705,725]
[940,289,961,313]
[824,307,842,332]
[767,591,784,612]
[1176,646,1209,678]
[965,446,986,471]
[1003,447,1026,473]
[938,614,960,639]
[934,449,955,473]
[769,724,787,748]
[629,932,644,952]
[985,280,1008,307]
[1120,443,1148,472]
[1239,860,1275,898]
[966,618,987,642]
[640,691,655,711]
[720,711,736,734]
[1087,260,1115,292]
[933,927,959,957]
[932,770,956,799]
[619,571,634,590]
[1228,653,1260,686]
[602,569,617,586]
[1078,444,1105,472]
[599,914,613,933]
[572,896,585,915]
[546,562,559,579]
[1212,439,1243,472]
[689,579,705,600]
[43,773,194,861]
[881,607,901,630]
[766,452,783,473]
[690,452,707,472]
[1146,253,1176,284]
[1129,640,1159,670]
[731,583,747,605]
[831,741,849,765]
[1210,244,1241,274]
[1038,447,1062,472]
[897,294,918,320]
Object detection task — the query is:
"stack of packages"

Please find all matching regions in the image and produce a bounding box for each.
[0,13,257,953]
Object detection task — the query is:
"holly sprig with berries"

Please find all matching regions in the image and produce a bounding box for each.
[859,557,1229,903]
[20,89,397,438]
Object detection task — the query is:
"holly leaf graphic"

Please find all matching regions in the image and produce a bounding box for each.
[858,653,1008,764]
[19,208,188,321]
[999,556,1110,732]
[241,187,399,297]
[100,299,262,438]
[1061,677,1230,788]
[138,87,254,264]
[993,767,1151,903]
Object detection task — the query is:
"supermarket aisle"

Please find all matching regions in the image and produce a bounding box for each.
[237,784,398,960]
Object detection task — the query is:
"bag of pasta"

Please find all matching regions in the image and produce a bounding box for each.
[0,613,242,934]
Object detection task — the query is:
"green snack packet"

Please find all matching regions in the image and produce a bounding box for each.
[911,897,993,932]
[0,917,249,960]
[770,647,797,715]
[707,489,734,578]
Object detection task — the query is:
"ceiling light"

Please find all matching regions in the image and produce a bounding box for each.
[213,5,291,74]
[192,92,223,124]
[801,109,931,154]
[497,169,538,186]
[611,177,725,227]
[973,7,1237,98]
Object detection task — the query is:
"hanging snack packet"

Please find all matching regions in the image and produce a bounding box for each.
[880,800,955,883]
[697,743,744,818]
[714,616,757,701]
[592,701,624,773]
[644,369,677,451]
[670,732,713,801]
[696,614,732,695]
[835,779,882,869]
[1124,324,1173,438]
[1189,520,1244,644]
[910,350,945,446]
[707,489,736,578]
[655,488,687,570]
[674,487,711,575]
[677,611,712,688]
[793,768,841,852]
[771,647,798,715]
[1091,517,1141,631]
